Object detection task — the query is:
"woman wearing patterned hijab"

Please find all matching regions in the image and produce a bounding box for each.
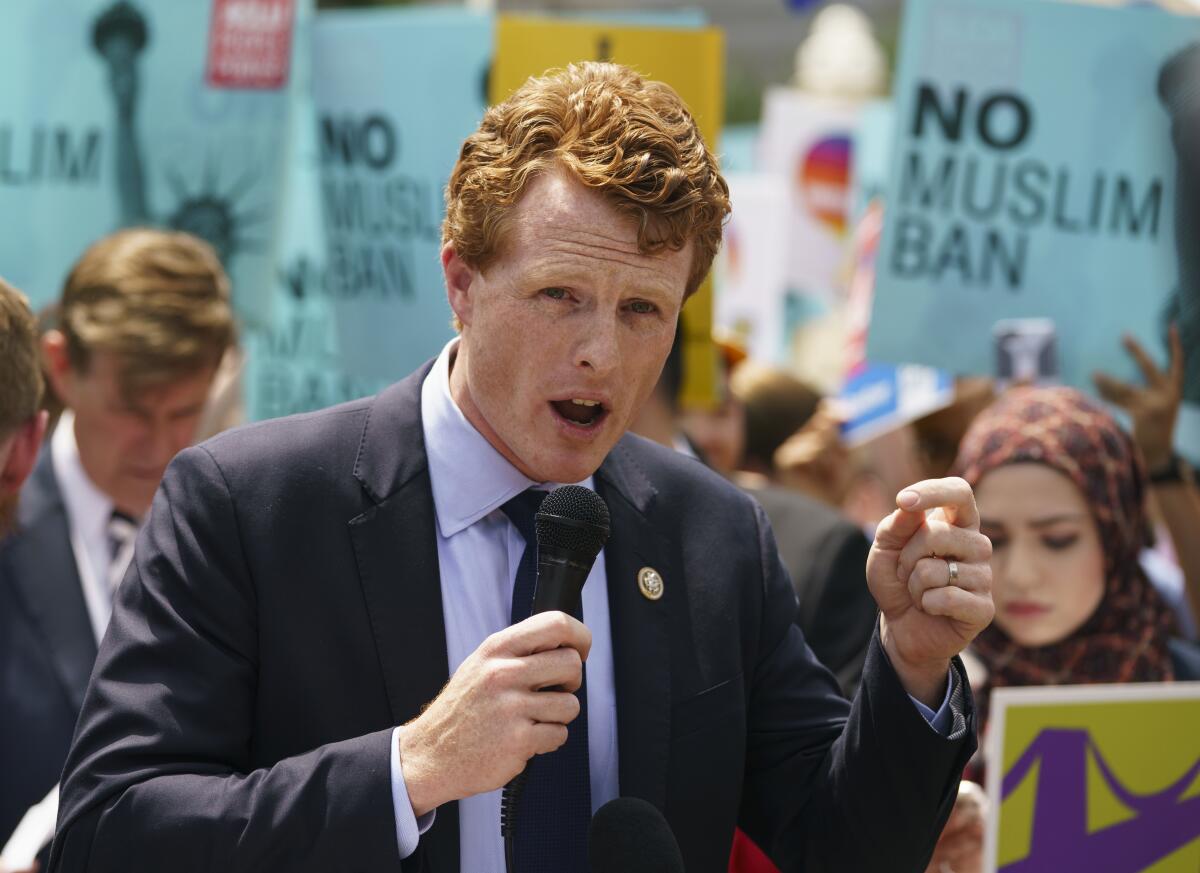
[953,386,1200,726]
[923,387,1200,873]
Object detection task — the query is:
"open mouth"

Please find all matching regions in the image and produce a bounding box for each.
[550,398,608,429]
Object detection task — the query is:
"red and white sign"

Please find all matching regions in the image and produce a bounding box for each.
[206,0,294,90]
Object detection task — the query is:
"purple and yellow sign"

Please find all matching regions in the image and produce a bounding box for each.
[985,683,1200,873]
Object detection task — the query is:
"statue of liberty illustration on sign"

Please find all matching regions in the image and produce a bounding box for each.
[870,0,1200,430]
[91,1,268,267]
[0,1,293,316]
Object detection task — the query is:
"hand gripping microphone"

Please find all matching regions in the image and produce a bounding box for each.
[501,485,611,873]
[588,797,686,873]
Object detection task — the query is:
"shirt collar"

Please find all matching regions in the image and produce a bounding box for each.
[50,410,115,542]
[420,338,594,539]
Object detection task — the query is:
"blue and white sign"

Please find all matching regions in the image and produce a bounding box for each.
[838,362,954,446]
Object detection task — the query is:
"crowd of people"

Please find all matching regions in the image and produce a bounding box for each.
[625,334,1200,872]
[0,56,1196,873]
[632,325,1200,873]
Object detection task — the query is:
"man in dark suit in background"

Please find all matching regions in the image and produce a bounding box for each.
[749,486,875,694]
[0,231,233,858]
[0,277,49,873]
[729,363,878,694]
[51,64,995,873]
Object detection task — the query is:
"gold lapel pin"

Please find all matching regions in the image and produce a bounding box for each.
[637,566,664,601]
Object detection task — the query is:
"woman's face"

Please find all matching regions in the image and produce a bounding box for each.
[976,463,1107,647]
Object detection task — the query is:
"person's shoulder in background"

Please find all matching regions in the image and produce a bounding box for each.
[749,484,856,551]
[745,484,876,696]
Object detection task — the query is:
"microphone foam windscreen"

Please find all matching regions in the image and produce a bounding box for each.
[535,485,610,556]
[588,797,684,873]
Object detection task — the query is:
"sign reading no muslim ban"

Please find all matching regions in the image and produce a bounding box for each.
[310,6,492,385]
[245,6,493,419]
[868,0,1200,454]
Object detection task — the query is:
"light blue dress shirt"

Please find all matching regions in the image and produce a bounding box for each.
[389,340,618,870]
[389,339,955,864]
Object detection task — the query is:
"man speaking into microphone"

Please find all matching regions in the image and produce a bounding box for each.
[50,63,992,873]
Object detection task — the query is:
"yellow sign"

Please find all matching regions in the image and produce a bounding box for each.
[491,15,725,408]
[984,683,1200,873]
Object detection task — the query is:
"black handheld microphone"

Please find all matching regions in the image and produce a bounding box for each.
[530,485,611,615]
[501,485,611,873]
[588,797,685,873]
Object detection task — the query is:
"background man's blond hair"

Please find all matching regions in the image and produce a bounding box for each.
[60,228,235,395]
[444,62,731,298]
[0,278,42,438]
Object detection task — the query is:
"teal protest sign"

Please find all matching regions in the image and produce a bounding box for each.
[243,7,386,422]
[312,6,491,384]
[849,100,894,225]
[868,0,1200,410]
[0,0,297,325]
[244,6,490,419]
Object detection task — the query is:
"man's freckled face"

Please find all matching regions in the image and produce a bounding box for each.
[448,170,693,484]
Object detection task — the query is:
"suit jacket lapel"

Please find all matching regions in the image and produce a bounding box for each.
[348,362,460,873]
[596,439,674,811]
[4,451,97,712]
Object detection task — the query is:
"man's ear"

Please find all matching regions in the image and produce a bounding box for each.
[1,411,48,496]
[442,243,478,329]
[42,330,74,407]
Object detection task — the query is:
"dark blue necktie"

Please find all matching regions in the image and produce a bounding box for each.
[501,489,592,873]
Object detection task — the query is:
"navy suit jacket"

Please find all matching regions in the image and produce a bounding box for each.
[0,451,97,844]
[50,362,975,873]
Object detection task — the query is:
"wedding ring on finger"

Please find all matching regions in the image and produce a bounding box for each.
[947,560,959,585]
